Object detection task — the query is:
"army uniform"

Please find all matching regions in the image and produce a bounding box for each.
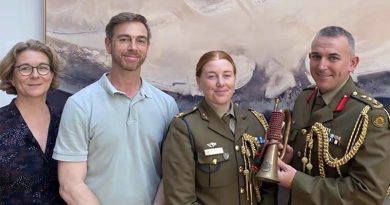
[289,77,390,205]
[162,99,277,205]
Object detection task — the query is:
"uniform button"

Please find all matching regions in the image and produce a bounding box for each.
[240,187,245,194]
[301,129,307,135]
[235,145,240,151]
[239,166,244,173]
[297,150,302,158]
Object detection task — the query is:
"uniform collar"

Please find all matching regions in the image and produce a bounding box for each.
[308,76,358,125]
[320,77,349,105]
[225,102,236,118]
[221,101,236,119]
[198,99,247,142]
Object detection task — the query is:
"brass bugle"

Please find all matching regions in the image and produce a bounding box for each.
[280,109,291,159]
[256,98,291,183]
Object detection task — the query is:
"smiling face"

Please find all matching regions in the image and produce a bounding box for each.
[105,21,149,72]
[196,59,236,110]
[309,35,359,94]
[12,50,53,100]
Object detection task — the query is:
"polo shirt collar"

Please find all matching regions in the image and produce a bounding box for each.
[98,73,152,98]
[138,79,151,98]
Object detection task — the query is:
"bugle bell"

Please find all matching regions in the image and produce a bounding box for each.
[256,98,291,183]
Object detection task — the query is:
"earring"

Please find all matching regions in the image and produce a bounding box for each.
[199,88,203,96]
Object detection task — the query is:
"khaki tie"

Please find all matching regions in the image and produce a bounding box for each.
[222,114,235,133]
[313,95,325,112]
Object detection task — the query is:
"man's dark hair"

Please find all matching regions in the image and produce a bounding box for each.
[105,12,151,42]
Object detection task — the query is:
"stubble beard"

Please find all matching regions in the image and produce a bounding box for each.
[116,54,147,72]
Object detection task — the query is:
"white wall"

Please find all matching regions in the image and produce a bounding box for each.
[0,0,44,106]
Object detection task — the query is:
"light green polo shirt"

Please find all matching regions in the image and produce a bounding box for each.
[53,74,178,205]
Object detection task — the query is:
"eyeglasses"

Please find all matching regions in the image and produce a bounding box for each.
[15,64,51,76]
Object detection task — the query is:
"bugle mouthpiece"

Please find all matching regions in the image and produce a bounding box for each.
[273,98,280,111]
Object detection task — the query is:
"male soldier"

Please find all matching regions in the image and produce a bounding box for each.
[278,26,390,205]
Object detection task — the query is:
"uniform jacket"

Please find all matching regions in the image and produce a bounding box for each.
[289,77,390,205]
[163,99,277,205]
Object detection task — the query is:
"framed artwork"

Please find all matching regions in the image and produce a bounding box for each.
[45,0,390,112]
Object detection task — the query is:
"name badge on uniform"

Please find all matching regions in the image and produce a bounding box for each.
[204,147,224,156]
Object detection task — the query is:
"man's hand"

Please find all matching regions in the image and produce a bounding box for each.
[278,158,297,189]
[278,143,293,164]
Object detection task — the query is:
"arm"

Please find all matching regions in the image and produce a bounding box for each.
[58,161,101,205]
[162,117,198,205]
[153,179,165,205]
[154,98,178,205]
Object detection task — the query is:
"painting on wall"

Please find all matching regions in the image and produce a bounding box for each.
[45,0,390,113]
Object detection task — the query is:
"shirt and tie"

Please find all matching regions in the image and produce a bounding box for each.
[222,103,236,133]
[313,95,326,112]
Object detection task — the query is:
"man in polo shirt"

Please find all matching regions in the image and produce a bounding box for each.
[53,12,178,205]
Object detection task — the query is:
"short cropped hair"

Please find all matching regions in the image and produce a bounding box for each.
[196,50,237,77]
[105,12,151,43]
[0,39,63,94]
[313,26,356,55]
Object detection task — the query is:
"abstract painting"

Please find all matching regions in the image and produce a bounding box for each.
[46,0,390,113]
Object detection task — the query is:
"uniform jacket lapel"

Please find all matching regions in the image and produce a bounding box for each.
[233,104,249,143]
[309,105,333,125]
[308,77,358,126]
[295,88,316,128]
[198,100,234,141]
[329,77,360,115]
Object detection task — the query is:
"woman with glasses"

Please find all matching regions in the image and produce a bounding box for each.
[0,39,65,204]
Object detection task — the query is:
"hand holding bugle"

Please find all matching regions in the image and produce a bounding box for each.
[255,98,291,183]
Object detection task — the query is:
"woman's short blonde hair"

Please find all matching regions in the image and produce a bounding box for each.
[0,39,63,94]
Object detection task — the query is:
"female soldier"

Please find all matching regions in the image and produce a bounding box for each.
[163,50,277,205]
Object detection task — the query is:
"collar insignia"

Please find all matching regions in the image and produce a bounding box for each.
[334,95,349,112]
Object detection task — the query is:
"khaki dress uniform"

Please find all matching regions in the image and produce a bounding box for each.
[163,99,277,205]
[289,77,390,205]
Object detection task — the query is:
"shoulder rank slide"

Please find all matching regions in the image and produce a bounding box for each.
[175,106,198,118]
[350,91,383,109]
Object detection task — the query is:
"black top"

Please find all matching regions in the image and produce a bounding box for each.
[0,99,65,205]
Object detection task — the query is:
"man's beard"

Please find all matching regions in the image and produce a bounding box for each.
[115,52,146,71]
